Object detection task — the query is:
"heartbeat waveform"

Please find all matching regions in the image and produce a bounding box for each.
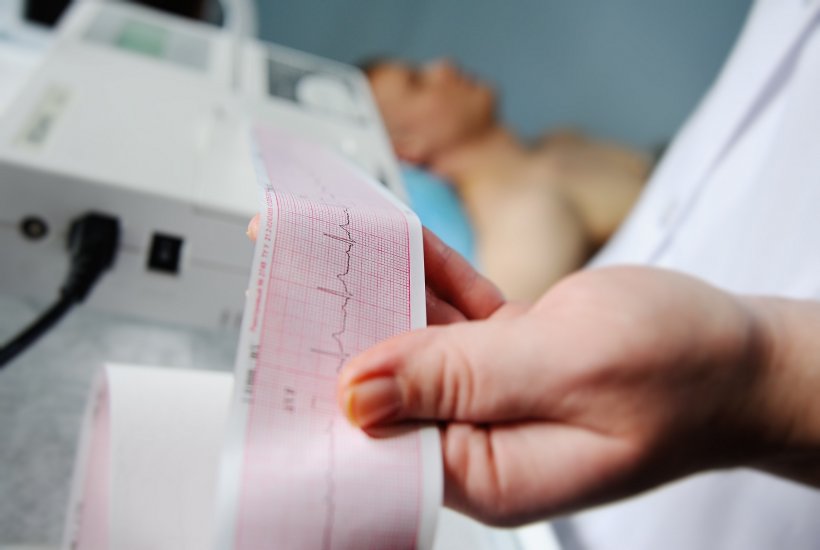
[320,207,356,550]
[287,169,352,548]
[312,208,357,373]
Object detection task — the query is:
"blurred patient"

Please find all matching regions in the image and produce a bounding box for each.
[363,58,651,301]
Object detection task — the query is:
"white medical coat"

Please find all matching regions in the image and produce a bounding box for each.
[564,0,820,548]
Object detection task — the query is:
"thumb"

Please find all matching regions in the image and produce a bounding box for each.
[338,318,551,428]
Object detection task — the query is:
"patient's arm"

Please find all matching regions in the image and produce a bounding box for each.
[545,135,650,247]
[456,134,648,302]
[473,178,589,301]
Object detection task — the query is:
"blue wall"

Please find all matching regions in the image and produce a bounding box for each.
[256,0,751,151]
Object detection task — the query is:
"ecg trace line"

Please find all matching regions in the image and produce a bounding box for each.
[283,210,406,249]
[240,136,421,549]
[322,206,357,550]
[268,275,410,317]
[329,208,356,373]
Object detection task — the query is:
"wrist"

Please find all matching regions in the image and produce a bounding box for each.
[738,296,820,485]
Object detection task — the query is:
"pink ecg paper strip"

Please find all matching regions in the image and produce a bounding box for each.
[215,127,441,549]
[64,374,111,550]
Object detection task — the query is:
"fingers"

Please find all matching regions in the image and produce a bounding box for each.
[422,227,505,321]
[439,421,638,526]
[426,286,469,325]
[339,317,554,428]
[246,214,260,241]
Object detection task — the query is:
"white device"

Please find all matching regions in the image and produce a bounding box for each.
[0,0,51,115]
[238,39,406,197]
[0,0,404,329]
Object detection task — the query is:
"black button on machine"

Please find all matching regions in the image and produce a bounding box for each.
[147,233,184,274]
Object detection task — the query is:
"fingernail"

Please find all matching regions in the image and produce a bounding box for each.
[344,376,403,428]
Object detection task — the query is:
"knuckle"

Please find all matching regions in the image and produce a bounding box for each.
[436,334,477,419]
[404,327,477,420]
[474,455,515,525]
[447,427,520,527]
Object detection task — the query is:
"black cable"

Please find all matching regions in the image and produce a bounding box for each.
[0,213,120,369]
[0,296,74,367]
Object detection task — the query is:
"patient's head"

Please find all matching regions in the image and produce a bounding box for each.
[363,58,496,164]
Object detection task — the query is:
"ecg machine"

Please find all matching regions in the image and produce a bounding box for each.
[0,3,562,549]
[0,0,405,330]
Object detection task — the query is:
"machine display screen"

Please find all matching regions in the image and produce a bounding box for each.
[85,11,210,72]
[268,57,366,125]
